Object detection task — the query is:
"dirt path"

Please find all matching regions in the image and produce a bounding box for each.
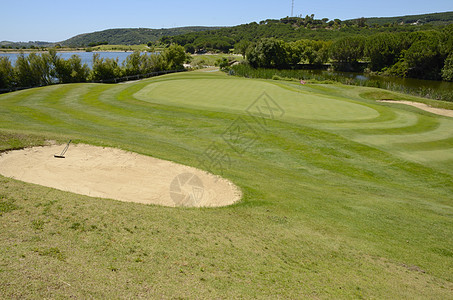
[0,144,241,207]
[379,100,453,118]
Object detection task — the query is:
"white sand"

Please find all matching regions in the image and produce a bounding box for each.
[0,144,241,207]
[379,100,453,118]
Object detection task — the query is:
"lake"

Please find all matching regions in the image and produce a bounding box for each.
[0,51,138,67]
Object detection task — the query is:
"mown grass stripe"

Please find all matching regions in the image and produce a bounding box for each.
[395,136,453,151]
[355,113,440,135]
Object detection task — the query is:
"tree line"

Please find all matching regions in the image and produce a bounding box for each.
[160,15,451,54]
[0,45,188,90]
[238,24,453,81]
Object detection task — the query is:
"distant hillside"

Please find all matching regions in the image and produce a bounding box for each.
[360,11,453,26]
[0,41,54,49]
[61,27,221,46]
[160,11,453,53]
[3,11,452,49]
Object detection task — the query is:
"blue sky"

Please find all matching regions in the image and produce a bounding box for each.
[1,0,452,42]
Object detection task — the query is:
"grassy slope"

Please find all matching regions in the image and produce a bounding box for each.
[0,70,452,298]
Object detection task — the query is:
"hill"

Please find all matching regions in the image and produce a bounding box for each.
[0,40,54,49]
[3,12,452,49]
[362,11,453,26]
[61,27,221,46]
[160,11,453,53]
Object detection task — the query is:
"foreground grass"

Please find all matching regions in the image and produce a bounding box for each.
[0,71,452,298]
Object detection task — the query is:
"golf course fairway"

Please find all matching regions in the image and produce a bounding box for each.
[0,70,452,298]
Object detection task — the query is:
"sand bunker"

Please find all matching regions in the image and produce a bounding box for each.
[0,144,241,207]
[379,100,453,118]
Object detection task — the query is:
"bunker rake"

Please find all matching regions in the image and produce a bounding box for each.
[54,140,71,158]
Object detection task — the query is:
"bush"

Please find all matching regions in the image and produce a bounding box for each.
[89,53,123,81]
[162,44,188,70]
[190,57,206,69]
[15,52,53,87]
[51,50,89,83]
[215,58,230,70]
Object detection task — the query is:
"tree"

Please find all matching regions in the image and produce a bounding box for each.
[357,17,367,28]
[124,51,142,76]
[440,24,453,57]
[364,33,403,71]
[123,51,166,75]
[247,38,290,68]
[148,53,167,72]
[330,36,365,71]
[441,53,453,81]
[90,53,123,81]
[215,57,230,70]
[15,53,53,87]
[162,44,188,70]
[330,36,364,63]
[287,40,305,65]
[234,40,251,58]
[404,37,443,79]
[69,55,90,82]
[50,50,89,83]
[0,57,15,89]
[304,40,331,65]
[184,43,195,54]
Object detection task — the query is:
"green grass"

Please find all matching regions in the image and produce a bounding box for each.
[190,54,244,67]
[90,44,155,52]
[0,70,452,298]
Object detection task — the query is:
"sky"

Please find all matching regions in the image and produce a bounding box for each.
[1,0,452,42]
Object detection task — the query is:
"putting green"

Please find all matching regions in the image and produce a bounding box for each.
[134,78,380,121]
[132,75,453,173]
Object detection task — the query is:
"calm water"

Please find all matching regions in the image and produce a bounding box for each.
[306,70,453,93]
[0,51,135,67]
